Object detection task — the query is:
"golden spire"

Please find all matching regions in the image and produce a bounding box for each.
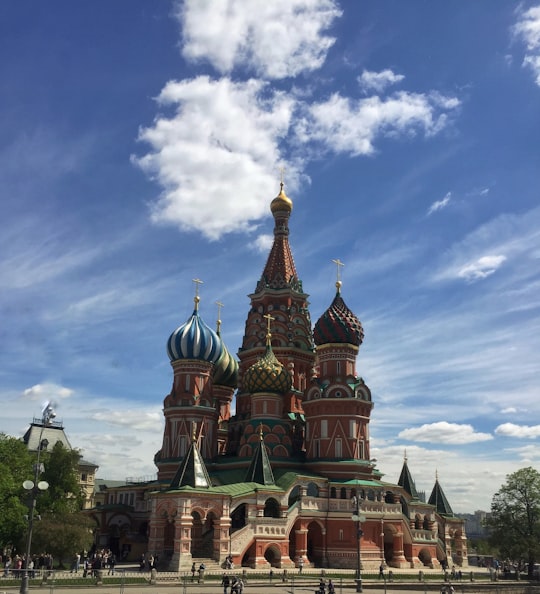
[258,422,264,441]
[192,278,203,311]
[332,258,344,293]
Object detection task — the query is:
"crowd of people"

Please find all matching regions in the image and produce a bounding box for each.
[2,552,54,579]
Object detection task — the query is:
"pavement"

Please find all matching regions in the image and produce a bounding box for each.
[0,573,528,594]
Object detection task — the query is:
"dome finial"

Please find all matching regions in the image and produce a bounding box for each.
[192,278,203,311]
[332,258,344,294]
[259,422,264,441]
[215,300,224,335]
[263,313,274,345]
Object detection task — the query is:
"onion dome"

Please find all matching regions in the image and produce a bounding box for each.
[244,323,292,394]
[212,313,239,387]
[213,345,238,387]
[167,293,223,363]
[313,281,364,347]
[270,182,293,214]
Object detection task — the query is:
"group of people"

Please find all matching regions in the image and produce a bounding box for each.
[2,552,54,579]
[139,553,157,572]
[82,549,117,577]
[221,573,245,594]
[317,578,335,594]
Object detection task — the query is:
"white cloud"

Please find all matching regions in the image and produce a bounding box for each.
[133,76,297,240]
[427,191,451,215]
[457,255,506,281]
[500,407,518,414]
[398,421,493,444]
[177,0,342,79]
[295,91,460,157]
[432,206,540,285]
[513,5,540,86]
[495,422,540,438]
[21,383,74,402]
[250,234,274,253]
[358,69,405,93]
[91,410,163,432]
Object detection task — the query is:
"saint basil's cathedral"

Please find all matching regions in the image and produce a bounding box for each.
[92,183,467,571]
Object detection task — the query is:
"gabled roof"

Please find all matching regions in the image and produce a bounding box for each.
[428,477,454,516]
[169,436,212,490]
[244,429,275,486]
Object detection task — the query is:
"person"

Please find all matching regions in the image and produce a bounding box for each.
[238,577,244,594]
[191,562,197,581]
[298,557,304,573]
[379,563,385,579]
[222,573,230,594]
[318,578,326,594]
[328,579,335,594]
[108,554,116,575]
[231,576,239,594]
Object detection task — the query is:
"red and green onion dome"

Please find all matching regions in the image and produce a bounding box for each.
[243,343,292,394]
[167,299,223,364]
[212,341,239,388]
[313,281,364,347]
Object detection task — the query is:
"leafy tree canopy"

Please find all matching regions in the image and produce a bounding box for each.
[486,466,540,576]
[0,434,33,550]
[39,441,84,514]
[32,511,95,567]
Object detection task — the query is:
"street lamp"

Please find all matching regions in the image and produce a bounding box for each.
[351,496,365,593]
[20,402,56,594]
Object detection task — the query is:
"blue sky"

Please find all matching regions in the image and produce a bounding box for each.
[1,0,540,513]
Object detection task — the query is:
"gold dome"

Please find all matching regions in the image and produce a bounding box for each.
[270,183,293,214]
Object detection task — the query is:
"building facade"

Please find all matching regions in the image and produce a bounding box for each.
[92,183,468,571]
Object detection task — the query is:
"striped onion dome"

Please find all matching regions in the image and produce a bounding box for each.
[167,297,223,363]
[243,341,292,395]
[213,340,239,388]
[313,282,364,347]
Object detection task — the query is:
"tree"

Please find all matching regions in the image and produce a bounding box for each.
[32,511,95,567]
[0,434,33,550]
[486,467,540,576]
[39,441,84,514]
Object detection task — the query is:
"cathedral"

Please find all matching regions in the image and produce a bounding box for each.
[91,183,467,571]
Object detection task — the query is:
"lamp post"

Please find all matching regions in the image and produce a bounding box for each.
[351,496,365,593]
[20,402,55,594]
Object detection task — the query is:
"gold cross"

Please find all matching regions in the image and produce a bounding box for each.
[216,301,224,334]
[332,259,344,283]
[192,278,203,309]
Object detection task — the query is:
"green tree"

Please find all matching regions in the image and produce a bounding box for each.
[32,511,94,567]
[0,434,33,550]
[39,441,84,514]
[486,467,540,576]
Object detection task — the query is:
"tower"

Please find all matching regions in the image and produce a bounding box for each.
[227,183,315,459]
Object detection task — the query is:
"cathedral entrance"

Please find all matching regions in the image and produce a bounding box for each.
[264,544,282,567]
[306,521,324,567]
[191,510,215,558]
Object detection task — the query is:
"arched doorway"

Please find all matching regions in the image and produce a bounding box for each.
[306,521,324,567]
[418,548,432,567]
[264,544,282,568]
